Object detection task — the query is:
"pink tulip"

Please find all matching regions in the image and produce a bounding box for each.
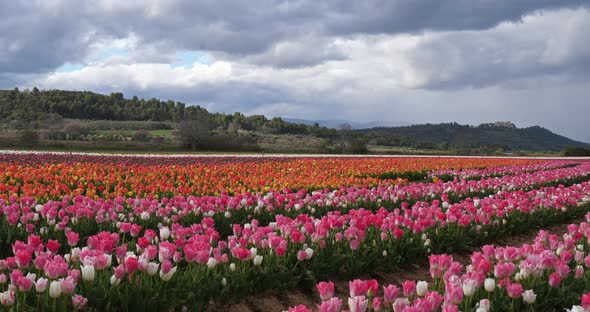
[393,298,410,312]
[402,280,416,297]
[47,240,60,254]
[445,285,463,305]
[60,277,76,295]
[506,282,523,299]
[66,232,79,247]
[576,266,584,279]
[296,250,308,261]
[288,305,312,312]
[582,293,590,310]
[383,284,400,303]
[316,282,334,301]
[15,250,32,268]
[372,298,383,311]
[548,272,561,287]
[348,296,368,312]
[72,294,88,310]
[493,262,515,279]
[349,279,368,298]
[317,297,342,312]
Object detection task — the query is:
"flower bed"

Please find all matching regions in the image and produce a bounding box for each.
[289,213,590,311]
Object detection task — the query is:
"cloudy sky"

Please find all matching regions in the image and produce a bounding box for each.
[1,1,589,142]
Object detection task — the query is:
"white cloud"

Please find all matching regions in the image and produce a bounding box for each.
[1,1,589,142]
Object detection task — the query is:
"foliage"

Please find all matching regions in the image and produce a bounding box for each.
[565,147,590,156]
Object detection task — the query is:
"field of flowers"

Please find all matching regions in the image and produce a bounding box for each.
[0,152,589,311]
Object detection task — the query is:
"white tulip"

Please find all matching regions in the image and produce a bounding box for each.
[147,262,159,276]
[305,248,314,260]
[416,281,428,297]
[35,278,48,293]
[484,278,495,292]
[207,257,217,269]
[522,289,536,304]
[110,275,121,286]
[159,227,170,241]
[463,279,477,297]
[160,266,177,281]
[253,255,263,266]
[49,281,61,298]
[81,265,95,282]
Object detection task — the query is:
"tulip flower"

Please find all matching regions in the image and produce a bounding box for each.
[523,289,536,304]
[72,294,88,310]
[348,296,368,312]
[35,277,48,293]
[317,282,334,301]
[416,281,428,297]
[0,290,15,306]
[49,281,61,298]
[317,297,342,312]
[81,264,95,282]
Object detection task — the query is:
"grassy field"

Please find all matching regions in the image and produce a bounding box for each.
[90,129,176,138]
[0,129,567,156]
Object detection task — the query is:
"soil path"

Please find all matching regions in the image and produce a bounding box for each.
[208,217,585,312]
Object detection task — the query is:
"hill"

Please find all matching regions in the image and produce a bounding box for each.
[357,122,589,152]
[283,118,411,129]
[0,88,587,154]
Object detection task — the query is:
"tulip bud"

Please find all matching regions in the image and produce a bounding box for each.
[35,278,48,293]
[49,281,61,298]
[159,227,170,241]
[416,281,428,297]
[253,255,263,266]
[110,275,121,286]
[207,258,217,269]
[522,290,536,304]
[305,248,314,260]
[463,279,477,297]
[160,266,177,281]
[484,278,495,292]
[81,265,95,282]
[147,262,159,276]
[0,290,15,306]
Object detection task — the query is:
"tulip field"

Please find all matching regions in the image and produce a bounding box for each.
[1,152,590,311]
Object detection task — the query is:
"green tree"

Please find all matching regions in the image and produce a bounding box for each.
[19,128,39,146]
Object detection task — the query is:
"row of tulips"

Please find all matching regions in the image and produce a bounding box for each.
[1,178,590,309]
[0,154,542,199]
[429,160,579,182]
[288,213,590,312]
[1,162,589,244]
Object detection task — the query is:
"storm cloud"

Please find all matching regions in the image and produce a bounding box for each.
[1,0,589,142]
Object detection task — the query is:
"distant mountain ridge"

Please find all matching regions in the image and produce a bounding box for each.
[1,88,586,152]
[356,122,589,151]
[283,118,411,129]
